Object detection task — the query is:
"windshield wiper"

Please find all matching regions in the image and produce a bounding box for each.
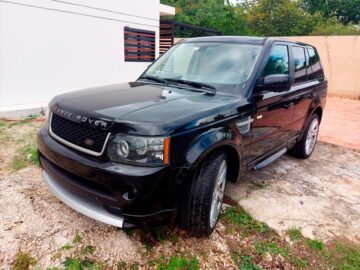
[164,78,216,95]
[138,75,168,85]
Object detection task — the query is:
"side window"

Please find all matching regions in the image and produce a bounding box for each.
[262,45,289,77]
[292,46,307,83]
[307,47,323,80]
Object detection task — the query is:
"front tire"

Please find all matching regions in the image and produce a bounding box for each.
[290,114,320,159]
[179,151,227,236]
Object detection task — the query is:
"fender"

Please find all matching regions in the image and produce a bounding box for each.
[183,127,240,168]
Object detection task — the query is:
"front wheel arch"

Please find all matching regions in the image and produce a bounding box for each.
[182,127,241,183]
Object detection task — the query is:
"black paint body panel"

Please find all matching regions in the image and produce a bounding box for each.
[38,37,327,224]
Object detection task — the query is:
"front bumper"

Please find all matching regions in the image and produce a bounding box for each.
[38,127,184,226]
[42,170,124,227]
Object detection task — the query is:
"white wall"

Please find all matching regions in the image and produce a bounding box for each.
[0,0,161,109]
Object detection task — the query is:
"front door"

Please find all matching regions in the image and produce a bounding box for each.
[249,44,294,161]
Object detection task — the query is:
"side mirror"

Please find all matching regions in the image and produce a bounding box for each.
[256,74,291,93]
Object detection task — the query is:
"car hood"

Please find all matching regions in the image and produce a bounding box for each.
[50,82,250,135]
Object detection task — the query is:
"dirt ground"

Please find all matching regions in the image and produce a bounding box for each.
[0,98,360,269]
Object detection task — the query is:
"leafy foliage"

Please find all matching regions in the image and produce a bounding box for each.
[302,0,360,25]
[238,0,321,36]
[162,0,249,36]
[161,0,360,36]
[310,16,360,35]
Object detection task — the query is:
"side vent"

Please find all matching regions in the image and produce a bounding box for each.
[236,116,253,134]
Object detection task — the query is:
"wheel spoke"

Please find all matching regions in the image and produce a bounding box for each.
[305,118,319,155]
[209,159,227,228]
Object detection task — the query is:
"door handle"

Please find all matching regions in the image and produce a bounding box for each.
[283,102,294,109]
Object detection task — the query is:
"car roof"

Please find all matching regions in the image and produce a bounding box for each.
[180,36,313,47]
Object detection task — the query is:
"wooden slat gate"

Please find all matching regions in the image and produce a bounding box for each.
[159,20,222,55]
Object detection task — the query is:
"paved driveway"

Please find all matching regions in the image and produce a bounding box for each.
[318,96,360,150]
[226,97,360,242]
[226,142,360,242]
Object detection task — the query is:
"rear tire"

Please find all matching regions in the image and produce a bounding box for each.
[290,114,320,159]
[179,151,227,236]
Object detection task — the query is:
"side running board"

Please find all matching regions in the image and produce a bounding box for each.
[253,148,287,170]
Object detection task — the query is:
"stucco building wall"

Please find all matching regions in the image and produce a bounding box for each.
[0,0,174,112]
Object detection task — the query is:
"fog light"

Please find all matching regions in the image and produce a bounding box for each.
[121,185,138,201]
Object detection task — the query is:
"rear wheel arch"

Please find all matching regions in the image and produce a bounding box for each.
[313,106,323,123]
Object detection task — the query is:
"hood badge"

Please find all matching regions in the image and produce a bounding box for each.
[53,106,109,129]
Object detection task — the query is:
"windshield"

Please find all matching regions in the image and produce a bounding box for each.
[142,42,263,95]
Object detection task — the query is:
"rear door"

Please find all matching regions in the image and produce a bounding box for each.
[249,43,294,161]
[290,46,324,134]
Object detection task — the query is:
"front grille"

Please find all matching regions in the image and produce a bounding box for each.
[50,113,110,155]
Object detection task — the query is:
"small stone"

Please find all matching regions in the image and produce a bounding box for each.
[264,252,273,262]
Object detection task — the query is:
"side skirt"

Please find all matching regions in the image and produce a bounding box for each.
[239,135,299,175]
[253,148,287,170]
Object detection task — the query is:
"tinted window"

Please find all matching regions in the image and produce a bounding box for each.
[307,47,323,80]
[262,45,289,77]
[292,46,307,83]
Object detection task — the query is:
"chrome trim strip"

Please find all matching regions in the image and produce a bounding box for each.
[49,113,111,157]
[42,170,124,228]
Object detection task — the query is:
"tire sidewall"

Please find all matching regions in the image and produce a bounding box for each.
[179,151,227,236]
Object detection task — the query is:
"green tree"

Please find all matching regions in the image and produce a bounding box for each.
[239,0,322,36]
[161,0,249,35]
[302,0,360,25]
[310,16,360,35]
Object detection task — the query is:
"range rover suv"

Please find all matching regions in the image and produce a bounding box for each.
[38,36,327,236]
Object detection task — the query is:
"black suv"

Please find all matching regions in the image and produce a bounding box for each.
[38,36,327,236]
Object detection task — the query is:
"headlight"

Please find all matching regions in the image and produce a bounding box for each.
[108,135,170,165]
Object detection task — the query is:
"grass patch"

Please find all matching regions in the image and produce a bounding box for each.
[155,255,200,270]
[154,227,180,244]
[292,256,308,268]
[12,145,40,170]
[221,205,269,236]
[287,227,302,242]
[328,242,360,270]
[306,238,325,252]
[0,124,11,141]
[51,233,104,270]
[254,240,291,260]
[11,252,37,270]
[250,181,268,190]
[231,252,261,270]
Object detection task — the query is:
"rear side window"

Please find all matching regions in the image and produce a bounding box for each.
[292,46,307,83]
[262,45,289,77]
[307,47,323,80]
